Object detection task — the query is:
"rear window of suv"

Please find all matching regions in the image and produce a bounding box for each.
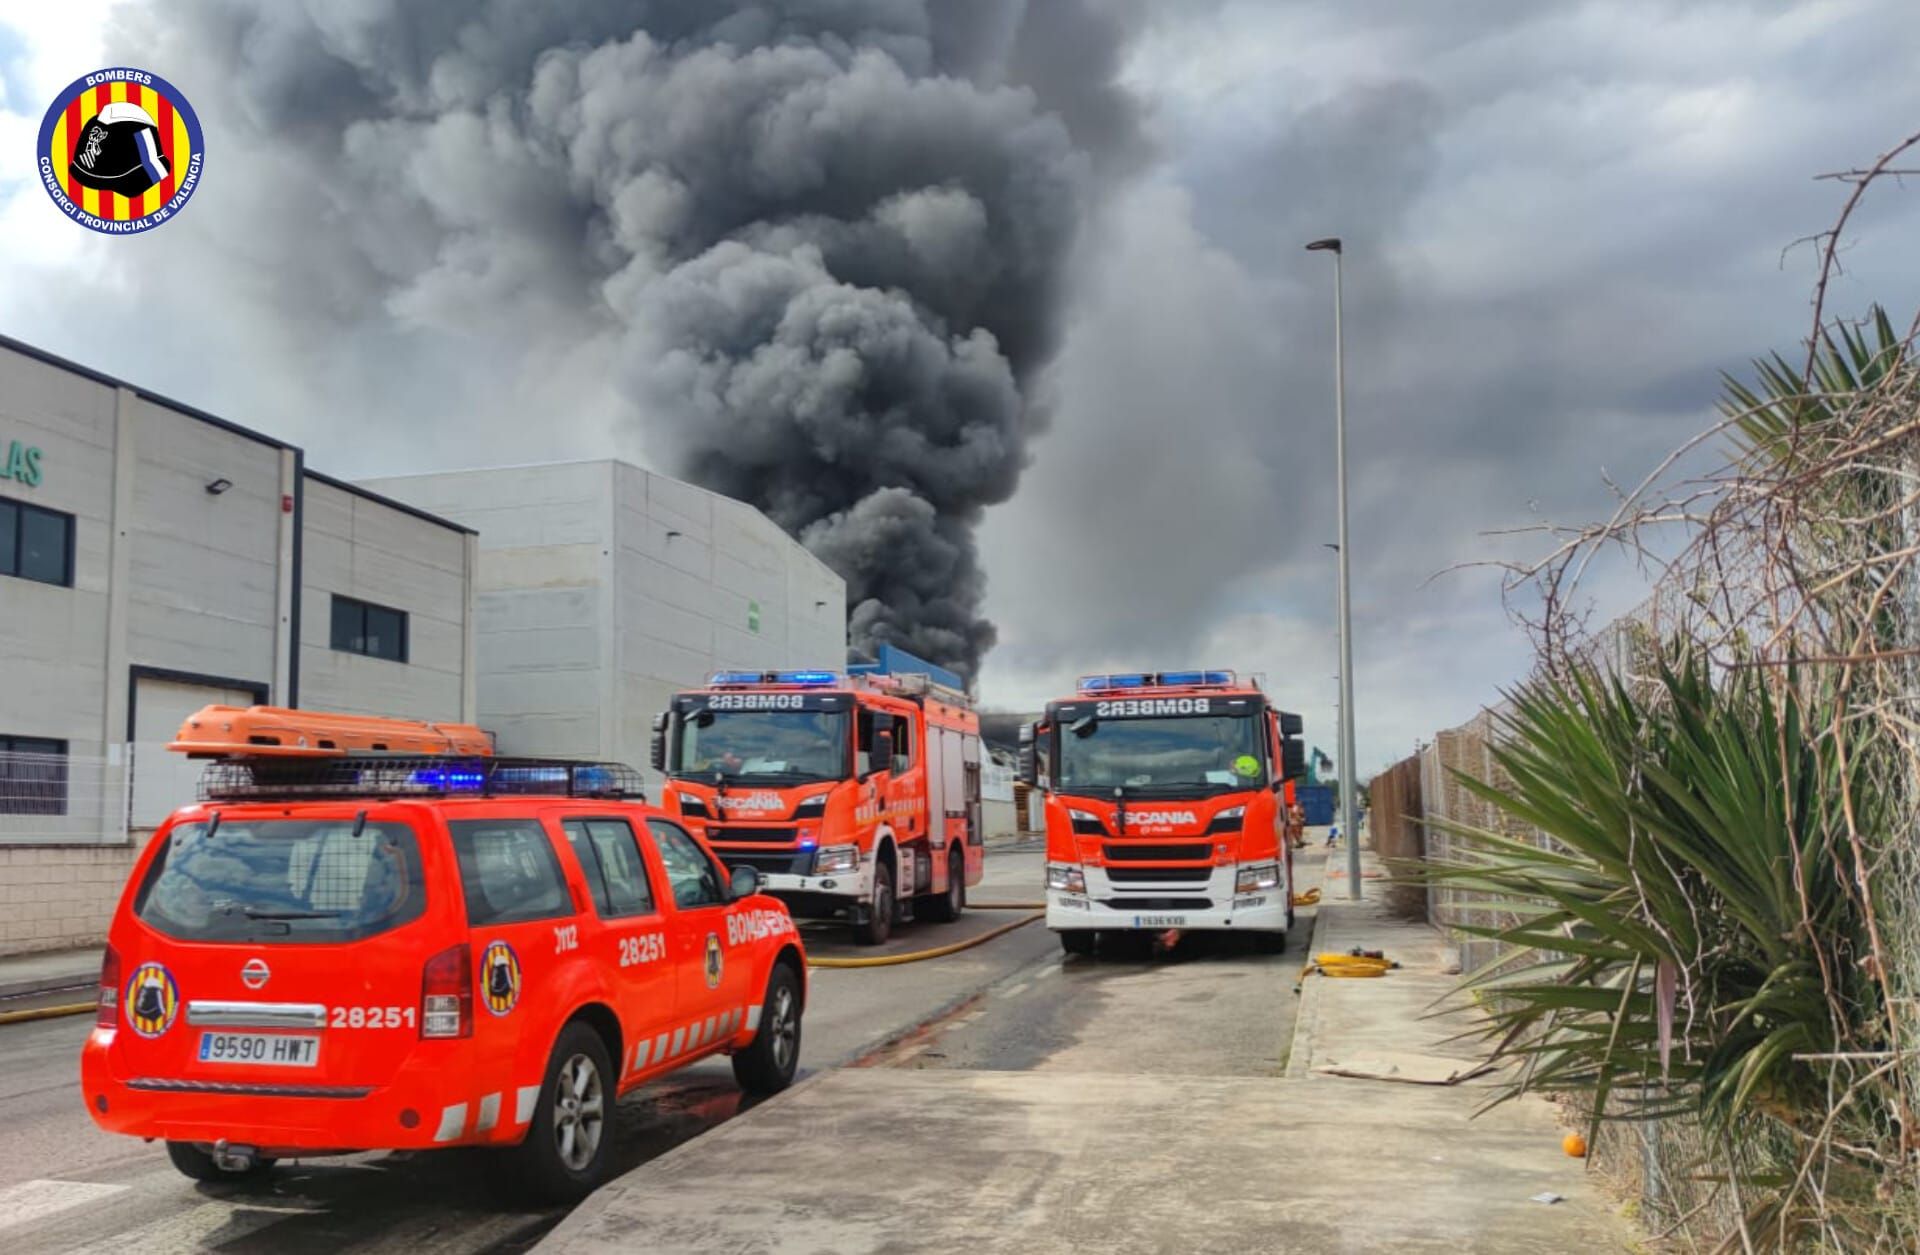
[135,818,427,943]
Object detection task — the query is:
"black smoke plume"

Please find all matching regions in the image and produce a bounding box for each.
[115,0,1142,684]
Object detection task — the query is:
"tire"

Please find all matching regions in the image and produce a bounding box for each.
[853,857,895,946]
[1059,929,1096,957]
[920,848,965,924]
[731,963,803,1096]
[505,1020,616,1205]
[165,1141,275,1184]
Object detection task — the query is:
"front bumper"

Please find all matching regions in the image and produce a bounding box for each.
[761,859,874,920]
[1046,863,1289,933]
[80,1027,536,1154]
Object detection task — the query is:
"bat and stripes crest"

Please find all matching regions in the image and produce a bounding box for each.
[36,67,204,234]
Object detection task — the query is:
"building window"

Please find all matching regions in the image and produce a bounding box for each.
[0,497,75,588]
[0,736,68,816]
[330,595,409,663]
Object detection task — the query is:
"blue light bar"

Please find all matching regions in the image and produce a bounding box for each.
[773,670,839,686]
[710,670,766,685]
[1079,673,1148,692]
[410,768,486,791]
[1079,670,1235,692]
[1160,670,1236,687]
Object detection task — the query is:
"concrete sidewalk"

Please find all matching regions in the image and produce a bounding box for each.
[538,845,1641,1253]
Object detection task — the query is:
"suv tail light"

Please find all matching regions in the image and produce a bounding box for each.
[421,944,472,1039]
[96,946,121,1029]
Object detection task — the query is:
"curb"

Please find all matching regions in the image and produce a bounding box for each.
[1283,878,1337,1079]
[0,972,97,1002]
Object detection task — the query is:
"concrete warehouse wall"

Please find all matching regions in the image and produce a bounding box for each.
[364,461,848,790]
[0,337,478,956]
[297,477,479,722]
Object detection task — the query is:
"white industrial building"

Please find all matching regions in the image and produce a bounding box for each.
[363,461,849,792]
[0,335,479,955]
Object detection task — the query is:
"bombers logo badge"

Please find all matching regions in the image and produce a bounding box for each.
[704,933,724,990]
[124,962,179,1038]
[482,940,522,1017]
[37,67,203,234]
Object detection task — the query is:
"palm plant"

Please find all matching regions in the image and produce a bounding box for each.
[1421,651,1894,1241]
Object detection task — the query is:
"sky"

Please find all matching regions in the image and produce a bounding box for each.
[3,1,1919,776]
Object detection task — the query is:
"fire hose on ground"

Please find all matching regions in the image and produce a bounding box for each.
[1293,948,1398,994]
[807,903,1045,969]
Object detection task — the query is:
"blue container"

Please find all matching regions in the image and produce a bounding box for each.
[1297,784,1335,826]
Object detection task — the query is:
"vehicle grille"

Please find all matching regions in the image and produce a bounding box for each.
[1103,865,1213,883]
[1103,843,1213,862]
[720,851,814,876]
[707,826,798,844]
[1097,897,1212,911]
[128,1078,373,1099]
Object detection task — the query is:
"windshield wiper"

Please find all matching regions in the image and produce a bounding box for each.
[241,909,344,921]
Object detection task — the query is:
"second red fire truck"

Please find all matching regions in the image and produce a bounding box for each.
[651,648,985,945]
[1017,670,1307,955]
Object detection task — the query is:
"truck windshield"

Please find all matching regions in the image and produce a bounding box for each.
[134,818,427,943]
[1056,715,1267,797]
[674,711,850,784]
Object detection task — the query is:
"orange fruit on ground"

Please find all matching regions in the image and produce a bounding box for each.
[1563,1132,1588,1158]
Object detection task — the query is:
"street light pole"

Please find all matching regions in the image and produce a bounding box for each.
[1306,237,1361,900]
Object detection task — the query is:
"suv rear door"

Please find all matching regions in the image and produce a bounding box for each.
[445,814,586,1132]
[119,808,441,1091]
[558,815,676,1084]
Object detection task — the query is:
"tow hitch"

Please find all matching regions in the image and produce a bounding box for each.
[211,1139,260,1173]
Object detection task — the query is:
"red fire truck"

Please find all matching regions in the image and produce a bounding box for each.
[651,650,984,945]
[1016,670,1307,955]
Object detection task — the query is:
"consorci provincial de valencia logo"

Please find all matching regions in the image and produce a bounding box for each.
[37,67,203,234]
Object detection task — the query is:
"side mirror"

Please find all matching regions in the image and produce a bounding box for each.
[729,864,764,900]
[650,711,670,773]
[1278,711,1304,737]
[873,729,895,776]
[1016,722,1038,788]
[1281,736,1307,782]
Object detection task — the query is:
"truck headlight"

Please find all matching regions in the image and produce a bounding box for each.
[814,844,860,876]
[1235,862,1280,892]
[1047,863,1087,894]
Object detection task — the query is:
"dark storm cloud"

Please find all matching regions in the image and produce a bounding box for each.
[94,0,1144,683]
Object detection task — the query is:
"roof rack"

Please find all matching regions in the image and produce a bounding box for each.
[169,706,494,759]
[198,756,645,803]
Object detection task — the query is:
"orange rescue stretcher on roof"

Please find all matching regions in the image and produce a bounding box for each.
[167,705,493,758]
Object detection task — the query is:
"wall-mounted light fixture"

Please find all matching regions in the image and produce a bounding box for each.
[205,478,233,496]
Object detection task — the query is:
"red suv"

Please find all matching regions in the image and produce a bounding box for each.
[80,755,807,1202]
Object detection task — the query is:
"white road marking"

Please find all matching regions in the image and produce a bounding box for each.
[1005,981,1032,998]
[61,1201,285,1253]
[434,1102,468,1143]
[0,1180,128,1234]
[475,1091,501,1134]
[514,1084,540,1125]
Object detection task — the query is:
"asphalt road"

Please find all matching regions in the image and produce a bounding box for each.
[0,846,1055,1254]
[865,847,1321,1079]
